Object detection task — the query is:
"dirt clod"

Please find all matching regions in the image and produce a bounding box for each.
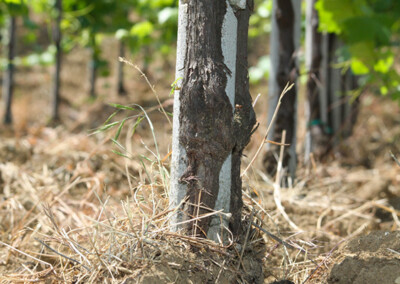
[327,231,400,284]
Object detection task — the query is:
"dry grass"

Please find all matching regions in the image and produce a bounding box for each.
[1,95,399,283]
[0,120,277,283]
[0,52,399,283]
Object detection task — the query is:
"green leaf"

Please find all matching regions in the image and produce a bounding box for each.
[380,86,388,95]
[114,118,127,141]
[351,59,369,75]
[132,116,145,135]
[111,150,130,159]
[130,21,154,39]
[374,55,394,73]
[93,121,120,134]
[109,103,136,111]
[170,77,182,95]
[111,138,125,150]
[103,111,119,125]
[140,155,153,163]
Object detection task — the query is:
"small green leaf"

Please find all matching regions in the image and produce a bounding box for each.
[114,118,127,141]
[132,116,145,135]
[140,155,153,163]
[109,103,136,111]
[111,149,131,159]
[93,121,120,134]
[380,86,388,95]
[104,111,119,125]
[374,55,394,73]
[170,77,182,95]
[351,59,369,75]
[130,21,154,39]
[111,138,125,149]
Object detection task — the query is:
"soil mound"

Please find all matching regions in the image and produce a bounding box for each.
[327,231,400,284]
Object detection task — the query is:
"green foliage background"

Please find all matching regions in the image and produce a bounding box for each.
[1,0,400,101]
[316,0,400,101]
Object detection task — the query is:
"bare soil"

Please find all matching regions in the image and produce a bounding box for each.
[326,231,400,284]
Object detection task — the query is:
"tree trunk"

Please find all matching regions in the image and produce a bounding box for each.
[52,0,62,122]
[304,0,331,161]
[264,0,301,180]
[306,28,361,160]
[2,16,16,125]
[339,70,360,139]
[170,0,256,242]
[344,73,360,137]
[117,40,126,96]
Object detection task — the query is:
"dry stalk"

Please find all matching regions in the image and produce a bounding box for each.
[241,83,294,177]
[237,208,255,270]
[119,57,171,126]
[274,130,302,232]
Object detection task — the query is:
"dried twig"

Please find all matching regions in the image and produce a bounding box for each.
[274,130,302,232]
[35,238,91,272]
[242,83,294,177]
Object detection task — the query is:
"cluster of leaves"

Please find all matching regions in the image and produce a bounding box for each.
[0,0,36,69]
[0,0,28,20]
[1,0,178,72]
[115,0,178,67]
[316,0,400,101]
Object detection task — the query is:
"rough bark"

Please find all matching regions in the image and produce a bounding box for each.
[52,0,62,122]
[179,0,233,237]
[264,0,299,179]
[2,17,16,125]
[230,0,256,235]
[171,0,255,240]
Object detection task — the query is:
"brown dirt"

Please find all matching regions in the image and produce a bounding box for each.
[326,231,400,284]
